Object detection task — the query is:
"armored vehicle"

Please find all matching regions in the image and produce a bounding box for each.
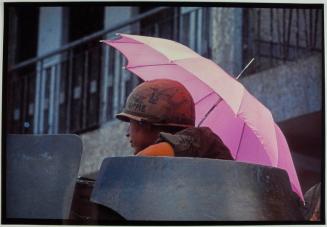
[5,134,306,223]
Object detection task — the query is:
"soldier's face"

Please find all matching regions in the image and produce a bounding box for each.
[127,120,159,155]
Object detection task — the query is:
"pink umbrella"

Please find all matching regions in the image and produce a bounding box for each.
[101,33,303,201]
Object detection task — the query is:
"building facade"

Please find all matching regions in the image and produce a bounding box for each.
[5,4,323,192]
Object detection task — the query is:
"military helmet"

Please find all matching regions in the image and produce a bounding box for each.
[116,79,195,128]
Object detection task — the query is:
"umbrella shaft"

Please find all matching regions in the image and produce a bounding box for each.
[236,58,255,80]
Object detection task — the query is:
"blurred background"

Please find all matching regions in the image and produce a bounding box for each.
[3,3,323,193]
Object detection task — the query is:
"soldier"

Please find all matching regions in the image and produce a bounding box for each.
[116,79,233,160]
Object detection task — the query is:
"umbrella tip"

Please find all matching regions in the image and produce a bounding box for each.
[108,33,122,41]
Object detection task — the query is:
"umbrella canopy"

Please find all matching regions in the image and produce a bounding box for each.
[101,33,303,201]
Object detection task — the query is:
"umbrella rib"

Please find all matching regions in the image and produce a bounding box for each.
[126,63,176,69]
[194,91,215,105]
[197,97,223,127]
[235,123,246,159]
[106,41,143,44]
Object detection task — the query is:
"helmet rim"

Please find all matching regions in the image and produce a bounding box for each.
[116,112,195,128]
[116,79,195,128]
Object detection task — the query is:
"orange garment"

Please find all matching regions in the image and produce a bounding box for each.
[136,142,174,157]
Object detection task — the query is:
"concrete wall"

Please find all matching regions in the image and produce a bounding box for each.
[240,54,322,122]
[37,7,66,59]
[78,120,132,176]
[210,8,243,76]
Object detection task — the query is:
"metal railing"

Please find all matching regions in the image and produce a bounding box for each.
[6,6,210,134]
[242,7,323,74]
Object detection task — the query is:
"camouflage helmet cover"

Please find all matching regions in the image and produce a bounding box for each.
[116,79,195,128]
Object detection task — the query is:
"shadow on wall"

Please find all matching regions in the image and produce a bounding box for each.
[278,111,322,193]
